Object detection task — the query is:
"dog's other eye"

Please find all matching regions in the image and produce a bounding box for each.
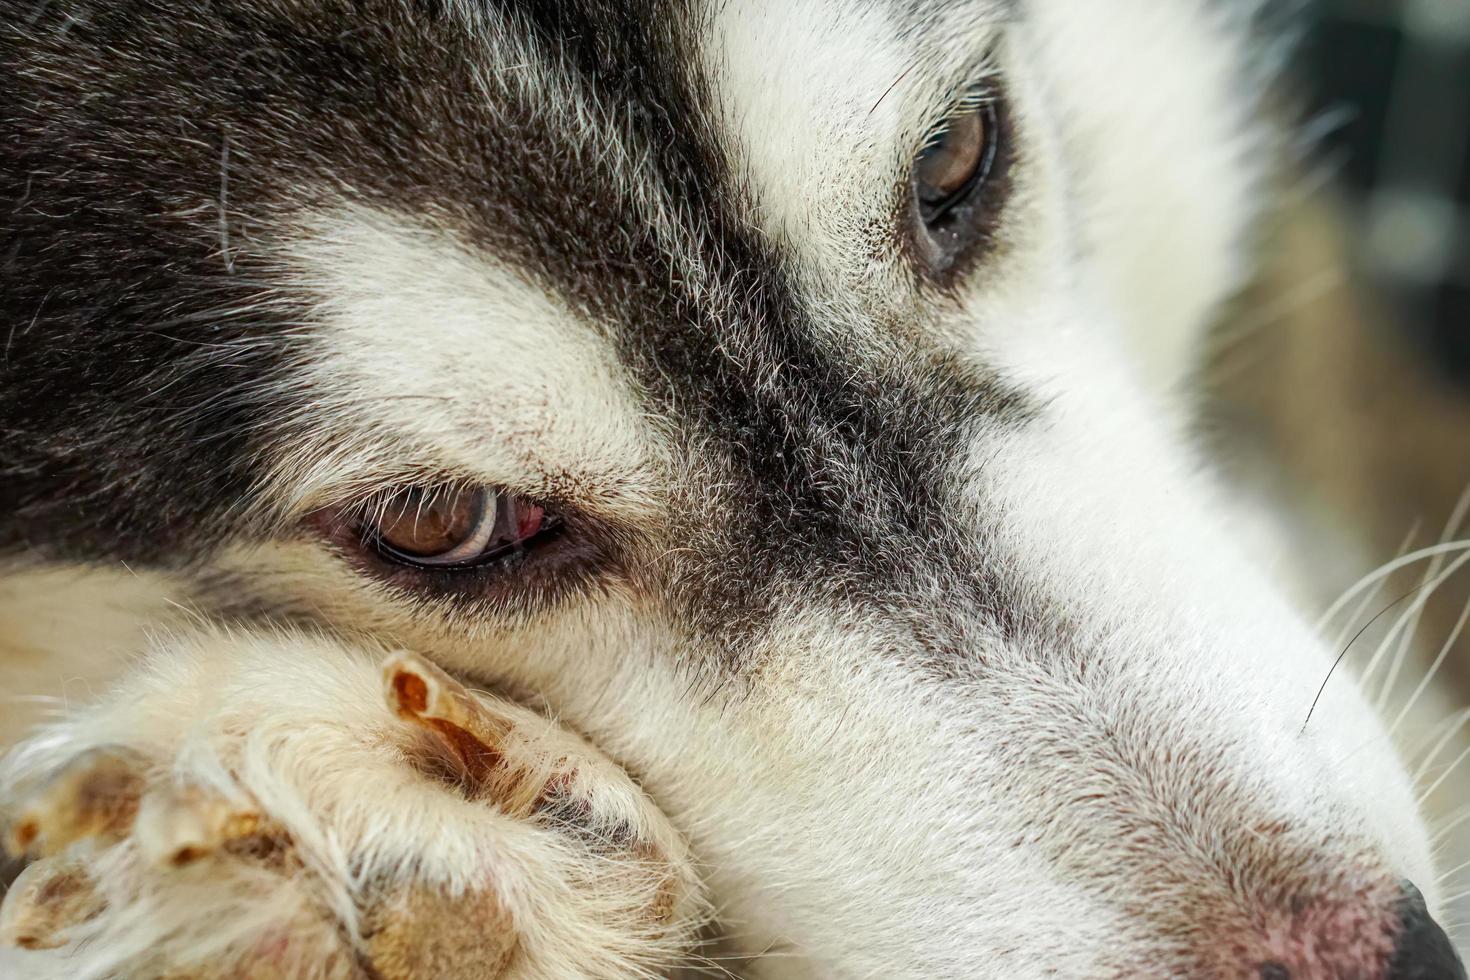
[910,97,1006,271]
[366,485,552,569]
[915,106,993,218]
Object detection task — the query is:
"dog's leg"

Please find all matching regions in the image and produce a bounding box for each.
[0,629,704,979]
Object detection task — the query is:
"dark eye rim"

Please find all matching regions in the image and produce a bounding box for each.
[366,513,567,572]
[915,100,1001,226]
[305,481,622,618]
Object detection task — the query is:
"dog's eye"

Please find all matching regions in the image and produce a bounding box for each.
[915,106,993,218]
[910,97,1006,271]
[364,485,553,569]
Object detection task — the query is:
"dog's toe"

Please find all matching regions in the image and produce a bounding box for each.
[0,857,104,951]
[6,747,147,859]
[1,636,702,979]
[133,784,279,870]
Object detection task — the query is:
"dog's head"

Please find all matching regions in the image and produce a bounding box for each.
[1,1,1461,975]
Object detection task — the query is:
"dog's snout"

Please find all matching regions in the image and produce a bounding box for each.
[1387,885,1466,980]
[1209,881,1466,980]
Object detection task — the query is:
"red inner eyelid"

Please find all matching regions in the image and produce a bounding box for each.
[512,500,546,541]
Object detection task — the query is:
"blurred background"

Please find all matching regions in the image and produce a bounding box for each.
[1303,0,1469,385]
[1241,0,1470,941]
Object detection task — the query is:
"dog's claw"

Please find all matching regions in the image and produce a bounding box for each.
[384,652,545,817]
[134,785,275,868]
[385,652,513,764]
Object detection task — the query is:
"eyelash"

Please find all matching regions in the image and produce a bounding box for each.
[919,89,993,151]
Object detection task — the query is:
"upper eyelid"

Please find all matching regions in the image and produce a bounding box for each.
[891,43,1005,150]
[285,466,661,539]
[917,86,999,153]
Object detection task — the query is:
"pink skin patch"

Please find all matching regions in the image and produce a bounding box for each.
[1208,891,1399,980]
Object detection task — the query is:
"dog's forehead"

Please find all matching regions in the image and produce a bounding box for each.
[267,0,1025,500]
[387,0,1017,282]
[0,0,1024,568]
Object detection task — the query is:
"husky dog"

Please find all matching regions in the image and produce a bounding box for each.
[1,1,1466,977]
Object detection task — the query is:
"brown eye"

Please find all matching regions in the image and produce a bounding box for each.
[914,102,998,224]
[366,485,550,569]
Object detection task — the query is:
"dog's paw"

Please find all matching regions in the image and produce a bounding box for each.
[0,633,703,979]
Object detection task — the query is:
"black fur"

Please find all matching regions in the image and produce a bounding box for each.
[0,0,1043,661]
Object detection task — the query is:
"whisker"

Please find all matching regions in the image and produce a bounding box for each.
[1376,489,1470,712]
[1302,583,1426,734]
[1436,853,1470,885]
[1325,523,1421,664]
[1391,597,1470,736]
[1315,540,1470,633]
[1419,741,1470,807]
[1435,885,1470,908]
[1413,707,1470,785]
[868,58,921,116]
[1432,806,1470,846]
[1357,551,1470,705]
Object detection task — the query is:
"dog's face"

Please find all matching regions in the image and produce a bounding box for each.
[0,0,1456,975]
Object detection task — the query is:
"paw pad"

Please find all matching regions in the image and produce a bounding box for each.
[361,882,518,980]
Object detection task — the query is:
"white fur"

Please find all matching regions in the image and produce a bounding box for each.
[267,208,667,521]
[2,630,703,979]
